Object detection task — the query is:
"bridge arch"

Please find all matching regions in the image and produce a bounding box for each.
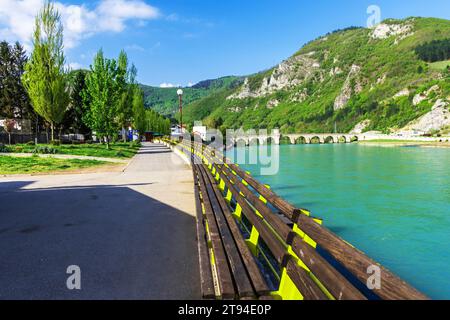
[310,136,321,144]
[295,136,307,144]
[324,136,334,144]
[249,138,259,146]
[339,136,347,143]
[235,138,247,147]
[350,136,359,143]
[279,136,292,145]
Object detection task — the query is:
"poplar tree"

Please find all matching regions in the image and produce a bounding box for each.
[116,53,136,142]
[132,87,146,140]
[116,51,128,141]
[22,0,69,141]
[82,49,118,149]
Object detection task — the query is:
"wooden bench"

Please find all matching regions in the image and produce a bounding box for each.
[169,138,428,300]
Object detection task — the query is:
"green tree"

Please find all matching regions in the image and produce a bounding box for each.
[61,70,90,134]
[12,42,32,120]
[163,118,171,135]
[82,49,119,149]
[116,50,132,142]
[0,41,31,120]
[0,41,15,119]
[143,109,171,135]
[22,1,69,141]
[132,87,146,140]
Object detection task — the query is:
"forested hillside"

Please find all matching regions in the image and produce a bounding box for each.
[140,76,243,116]
[182,17,450,135]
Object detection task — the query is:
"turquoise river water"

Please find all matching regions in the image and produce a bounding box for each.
[229,144,449,299]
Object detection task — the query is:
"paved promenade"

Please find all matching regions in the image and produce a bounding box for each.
[0,143,200,299]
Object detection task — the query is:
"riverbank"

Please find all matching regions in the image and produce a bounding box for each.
[359,140,450,148]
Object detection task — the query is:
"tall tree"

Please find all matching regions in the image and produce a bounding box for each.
[22,0,69,141]
[1,41,32,138]
[61,70,90,134]
[132,87,146,139]
[82,49,119,149]
[0,41,15,119]
[11,42,31,120]
[144,109,171,135]
[116,51,135,142]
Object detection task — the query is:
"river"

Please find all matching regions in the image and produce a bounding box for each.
[228,143,450,299]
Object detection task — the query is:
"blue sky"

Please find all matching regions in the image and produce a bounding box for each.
[1,0,449,86]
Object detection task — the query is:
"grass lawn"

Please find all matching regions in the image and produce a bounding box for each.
[0,156,108,175]
[5,142,141,159]
[429,60,450,71]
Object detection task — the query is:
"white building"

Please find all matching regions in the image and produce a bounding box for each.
[192,125,207,141]
[171,125,186,139]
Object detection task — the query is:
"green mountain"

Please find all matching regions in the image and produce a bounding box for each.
[183,17,450,135]
[140,76,243,117]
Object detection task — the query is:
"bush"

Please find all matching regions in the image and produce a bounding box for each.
[0,144,11,153]
[33,146,58,154]
[85,140,94,145]
[26,141,36,146]
[71,140,82,145]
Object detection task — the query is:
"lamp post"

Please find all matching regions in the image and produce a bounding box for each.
[177,88,183,134]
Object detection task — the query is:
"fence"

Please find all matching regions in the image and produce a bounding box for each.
[0,133,86,145]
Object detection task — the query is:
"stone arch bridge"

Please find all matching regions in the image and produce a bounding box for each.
[231,131,365,146]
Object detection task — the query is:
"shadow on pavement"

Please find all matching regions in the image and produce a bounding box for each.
[0,180,200,300]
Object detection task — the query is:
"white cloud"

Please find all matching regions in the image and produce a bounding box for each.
[68,62,83,70]
[159,83,180,88]
[0,0,160,50]
[187,82,194,87]
[125,44,145,52]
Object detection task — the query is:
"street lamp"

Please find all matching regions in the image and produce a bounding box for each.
[177,88,183,133]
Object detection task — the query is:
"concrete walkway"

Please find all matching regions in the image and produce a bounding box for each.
[0,143,200,299]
